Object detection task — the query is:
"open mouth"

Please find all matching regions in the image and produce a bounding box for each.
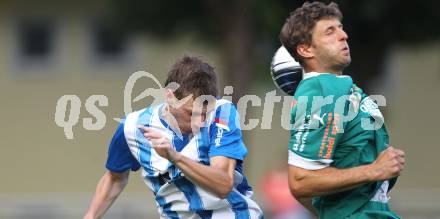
[341,46,350,55]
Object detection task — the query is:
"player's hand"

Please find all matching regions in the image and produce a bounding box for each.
[369,146,405,181]
[138,126,182,162]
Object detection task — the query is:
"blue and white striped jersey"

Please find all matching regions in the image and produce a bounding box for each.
[105,99,263,219]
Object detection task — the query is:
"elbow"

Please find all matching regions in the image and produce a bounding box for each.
[288,166,314,199]
[216,189,232,199]
[289,179,312,199]
[216,193,229,200]
[289,184,306,199]
[215,179,234,199]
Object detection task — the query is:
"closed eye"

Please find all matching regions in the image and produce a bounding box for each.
[325,23,344,35]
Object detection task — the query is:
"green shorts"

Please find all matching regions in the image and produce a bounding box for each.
[345,201,400,219]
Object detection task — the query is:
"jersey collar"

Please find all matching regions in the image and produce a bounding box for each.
[303,72,350,80]
[303,72,328,79]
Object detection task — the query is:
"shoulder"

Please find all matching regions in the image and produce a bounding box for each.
[123,104,163,132]
[127,104,162,122]
[213,99,238,118]
[295,74,353,98]
[215,99,234,109]
[209,99,238,129]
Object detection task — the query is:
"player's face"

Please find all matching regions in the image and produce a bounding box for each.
[169,98,210,134]
[310,18,351,71]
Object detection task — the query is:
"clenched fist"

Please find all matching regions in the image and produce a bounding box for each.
[369,146,405,181]
[138,125,182,163]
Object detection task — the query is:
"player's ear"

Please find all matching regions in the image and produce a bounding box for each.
[297,43,314,59]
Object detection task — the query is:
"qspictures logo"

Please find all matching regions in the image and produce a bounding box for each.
[54,71,387,139]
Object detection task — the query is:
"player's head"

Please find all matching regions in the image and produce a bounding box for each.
[280,2,350,74]
[164,56,218,134]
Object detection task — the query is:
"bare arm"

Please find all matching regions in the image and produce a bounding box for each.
[84,170,130,219]
[174,156,236,199]
[288,146,405,199]
[140,126,236,199]
[289,164,374,198]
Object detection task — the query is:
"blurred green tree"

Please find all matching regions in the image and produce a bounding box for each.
[111,0,440,95]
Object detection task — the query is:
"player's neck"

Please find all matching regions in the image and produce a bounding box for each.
[304,62,343,75]
[305,66,342,75]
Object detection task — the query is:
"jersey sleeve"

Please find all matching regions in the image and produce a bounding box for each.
[106,121,141,173]
[209,102,248,161]
[288,77,345,170]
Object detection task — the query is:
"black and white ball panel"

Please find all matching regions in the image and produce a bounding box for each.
[270,46,303,96]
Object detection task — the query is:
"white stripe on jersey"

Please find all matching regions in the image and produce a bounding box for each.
[234,188,264,219]
[204,99,230,125]
[148,108,173,173]
[123,101,263,218]
[161,184,190,211]
[194,183,230,210]
[161,212,199,219]
[180,136,202,162]
[288,150,332,170]
[211,207,235,219]
[124,109,144,165]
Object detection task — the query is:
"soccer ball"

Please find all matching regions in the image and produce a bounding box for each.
[270,46,303,96]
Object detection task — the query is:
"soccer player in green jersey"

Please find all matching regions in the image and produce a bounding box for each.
[278,2,405,218]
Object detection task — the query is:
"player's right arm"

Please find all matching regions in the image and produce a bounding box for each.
[83,170,130,219]
[289,146,405,198]
[139,102,249,199]
[84,121,140,219]
[288,76,405,199]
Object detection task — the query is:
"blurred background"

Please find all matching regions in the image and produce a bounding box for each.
[1,0,439,218]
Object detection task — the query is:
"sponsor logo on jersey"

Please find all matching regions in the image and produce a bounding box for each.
[360,97,384,119]
[214,127,224,147]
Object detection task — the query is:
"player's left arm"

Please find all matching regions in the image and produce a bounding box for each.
[84,170,130,219]
[173,154,237,199]
[139,126,236,199]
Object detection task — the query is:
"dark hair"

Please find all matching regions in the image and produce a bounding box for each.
[280,2,342,64]
[165,56,218,100]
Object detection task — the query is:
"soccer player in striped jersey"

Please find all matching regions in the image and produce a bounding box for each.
[278,2,405,219]
[84,56,263,219]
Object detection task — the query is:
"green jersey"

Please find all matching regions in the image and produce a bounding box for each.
[288,73,398,218]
